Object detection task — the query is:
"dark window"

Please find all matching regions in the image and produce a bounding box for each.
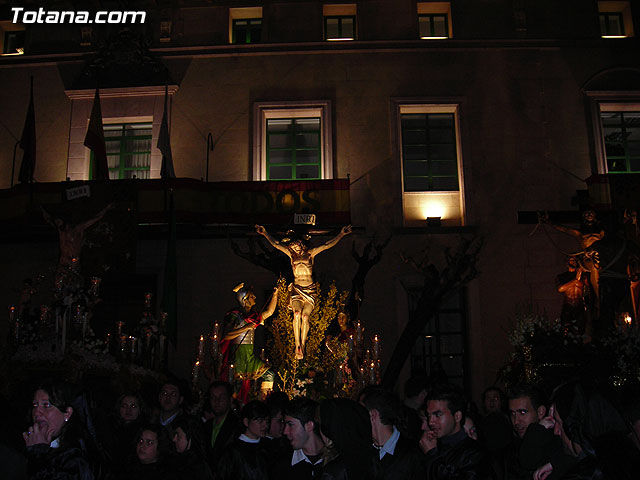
[599,12,625,36]
[602,111,640,173]
[419,14,448,38]
[232,18,262,44]
[266,118,321,180]
[3,30,25,54]
[324,15,356,40]
[92,123,152,180]
[401,113,459,191]
[409,288,467,388]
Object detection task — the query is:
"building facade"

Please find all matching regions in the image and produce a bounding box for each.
[1,0,639,400]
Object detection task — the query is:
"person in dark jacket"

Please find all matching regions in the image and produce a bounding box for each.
[203,381,239,472]
[362,388,424,480]
[119,424,174,480]
[216,400,272,480]
[421,384,494,480]
[169,415,212,480]
[533,381,640,480]
[23,381,94,480]
[98,392,146,476]
[319,398,379,480]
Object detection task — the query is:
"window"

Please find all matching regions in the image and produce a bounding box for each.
[91,123,152,180]
[417,2,452,39]
[409,288,467,388]
[600,109,640,173]
[401,112,458,192]
[395,102,465,226]
[253,102,333,181]
[1,21,25,55]
[598,1,635,38]
[232,18,262,44]
[229,7,262,44]
[266,118,321,180]
[323,4,356,41]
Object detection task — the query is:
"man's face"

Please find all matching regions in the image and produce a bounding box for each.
[243,291,256,311]
[583,210,595,224]
[427,400,460,439]
[509,396,543,439]
[269,411,284,438]
[484,390,502,414]
[283,415,310,450]
[209,386,231,417]
[159,384,182,414]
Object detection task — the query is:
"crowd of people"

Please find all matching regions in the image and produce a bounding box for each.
[1,374,639,480]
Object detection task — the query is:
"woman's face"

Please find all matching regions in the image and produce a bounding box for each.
[552,404,582,457]
[172,427,190,453]
[244,417,268,440]
[119,396,140,423]
[137,430,159,464]
[269,411,284,438]
[32,389,69,439]
[463,417,478,440]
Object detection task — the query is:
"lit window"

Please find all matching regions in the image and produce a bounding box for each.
[600,110,640,173]
[417,2,452,39]
[396,103,465,226]
[419,14,448,39]
[253,102,333,181]
[232,18,262,44]
[597,1,634,38]
[323,4,356,41]
[229,7,263,44]
[1,21,25,55]
[92,123,152,180]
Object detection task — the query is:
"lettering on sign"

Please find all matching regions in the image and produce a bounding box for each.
[294,213,317,225]
[66,185,91,200]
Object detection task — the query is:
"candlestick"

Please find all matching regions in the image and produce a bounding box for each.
[348,334,354,355]
[336,365,344,385]
[144,292,152,309]
[116,321,124,336]
[9,305,15,323]
[228,363,235,383]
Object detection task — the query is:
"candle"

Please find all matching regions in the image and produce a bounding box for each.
[336,365,344,385]
[158,335,167,366]
[160,312,168,330]
[197,335,205,358]
[82,313,87,343]
[369,361,376,384]
[211,333,219,359]
[144,293,152,309]
[261,348,265,360]
[348,334,354,354]
[373,334,380,360]
[356,321,363,346]
[228,364,235,383]
[89,277,101,296]
[116,321,124,336]
[105,333,111,350]
[213,322,220,338]
[192,360,200,384]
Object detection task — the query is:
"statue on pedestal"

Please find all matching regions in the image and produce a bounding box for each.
[255,224,352,359]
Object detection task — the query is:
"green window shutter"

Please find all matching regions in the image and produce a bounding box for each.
[91,122,152,180]
[401,113,459,192]
[266,118,321,180]
[602,111,640,173]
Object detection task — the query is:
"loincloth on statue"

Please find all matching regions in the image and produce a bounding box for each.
[288,283,317,309]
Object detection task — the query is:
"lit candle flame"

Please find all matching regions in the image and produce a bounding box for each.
[625,315,632,325]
